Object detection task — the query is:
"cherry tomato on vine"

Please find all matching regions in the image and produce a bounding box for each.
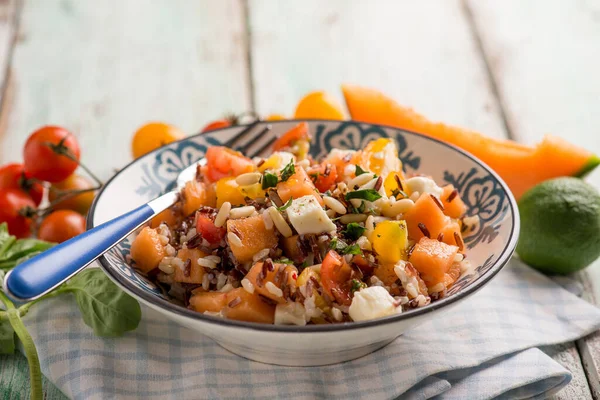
[201,119,232,133]
[48,174,96,215]
[23,126,81,183]
[0,163,44,205]
[38,210,85,243]
[0,188,36,238]
[131,122,185,159]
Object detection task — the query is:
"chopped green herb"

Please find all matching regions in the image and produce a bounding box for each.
[262,172,278,189]
[355,165,368,176]
[280,159,296,182]
[277,198,293,211]
[391,189,408,199]
[309,172,320,182]
[274,257,294,264]
[352,201,366,214]
[300,261,309,269]
[343,223,366,241]
[329,237,347,251]
[350,279,367,293]
[345,189,382,202]
[340,244,362,255]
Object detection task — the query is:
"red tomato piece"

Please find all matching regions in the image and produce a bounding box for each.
[321,250,355,306]
[0,188,36,238]
[307,163,338,192]
[204,146,254,182]
[23,126,80,183]
[0,163,44,205]
[196,214,226,245]
[272,122,310,152]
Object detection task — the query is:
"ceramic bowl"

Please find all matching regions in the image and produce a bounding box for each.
[88,120,519,366]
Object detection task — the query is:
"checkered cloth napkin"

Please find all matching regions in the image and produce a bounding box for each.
[19,258,600,400]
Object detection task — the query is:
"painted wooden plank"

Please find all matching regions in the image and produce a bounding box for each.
[0,1,250,398]
[248,0,507,139]
[0,0,20,150]
[0,353,67,399]
[0,0,251,180]
[467,0,600,395]
[544,343,594,400]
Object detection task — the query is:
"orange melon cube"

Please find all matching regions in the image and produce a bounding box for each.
[189,292,228,313]
[130,227,166,273]
[182,180,216,217]
[409,237,459,289]
[403,193,449,241]
[276,167,323,205]
[222,288,276,324]
[226,215,278,264]
[441,185,466,219]
[244,261,298,304]
[173,248,208,284]
[149,208,180,229]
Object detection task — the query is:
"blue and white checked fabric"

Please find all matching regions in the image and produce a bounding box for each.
[20,258,600,400]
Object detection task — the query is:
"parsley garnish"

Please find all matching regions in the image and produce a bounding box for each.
[277,198,293,211]
[274,257,294,264]
[350,279,367,293]
[355,165,368,176]
[351,201,366,214]
[340,244,362,255]
[262,172,278,189]
[343,223,365,241]
[345,189,382,202]
[391,189,408,199]
[329,237,347,250]
[280,159,295,182]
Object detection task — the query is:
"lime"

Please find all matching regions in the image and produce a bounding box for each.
[516,177,600,274]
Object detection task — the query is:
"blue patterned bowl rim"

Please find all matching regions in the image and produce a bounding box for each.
[88,119,520,333]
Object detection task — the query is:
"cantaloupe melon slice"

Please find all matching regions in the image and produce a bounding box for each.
[342,84,599,199]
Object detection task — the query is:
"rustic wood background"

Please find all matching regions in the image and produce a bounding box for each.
[0,0,599,398]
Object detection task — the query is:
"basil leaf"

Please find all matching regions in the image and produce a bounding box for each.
[262,172,278,189]
[280,160,295,182]
[64,269,141,337]
[345,189,382,202]
[0,317,15,355]
[0,239,53,263]
[0,251,49,271]
[340,244,362,255]
[355,165,368,176]
[350,279,367,293]
[343,223,366,241]
[0,223,16,259]
[274,257,294,265]
[277,198,293,212]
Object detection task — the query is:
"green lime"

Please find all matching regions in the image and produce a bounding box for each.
[516,177,600,274]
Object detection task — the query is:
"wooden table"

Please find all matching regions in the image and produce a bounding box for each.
[1,1,599,398]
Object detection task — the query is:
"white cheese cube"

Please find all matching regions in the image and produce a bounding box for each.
[348,286,401,322]
[405,177,443,199]
[286,195,337,235]
[274,302,307,326]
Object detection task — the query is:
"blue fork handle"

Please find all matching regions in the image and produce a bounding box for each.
[3,192,178,302]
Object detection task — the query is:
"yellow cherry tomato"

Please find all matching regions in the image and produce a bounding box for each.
[131,122,185,159]
[372,220,409,264]
[294,91,345,120]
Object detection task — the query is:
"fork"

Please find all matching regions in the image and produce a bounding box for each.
[3,121,276,302]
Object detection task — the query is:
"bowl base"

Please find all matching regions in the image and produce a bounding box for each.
[216,337,398,366]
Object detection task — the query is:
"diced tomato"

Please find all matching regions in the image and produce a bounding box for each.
[196,214,226,245]
[272,122,310,151]
[307,163,338,192]
[321,250,355,306]
[351,254,375,275]
[205,146,255,182]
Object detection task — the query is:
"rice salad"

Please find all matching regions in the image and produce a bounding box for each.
[129,122,475,325]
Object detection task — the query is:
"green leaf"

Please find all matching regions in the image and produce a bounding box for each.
[345,189,382,202]
[63,269,142,337]
[343,223,366,241]
[350,279,367,293]
[355,165,368,176]
[277,198,293,212]
[273,257,294,265]
[0,239,54,263]
[262,172,278,189]
[280,159,296,182]
[340,244,362,255]
[0,317,15,355]
[0,223,16,259]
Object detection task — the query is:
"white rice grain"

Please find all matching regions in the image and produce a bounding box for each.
[241,278,255,294]
[253,248,271,262]
[331,307,343,322]
[325,209,337,219]
[202,274,210,290]
[262,210,274,230]
[340,214,367,224]
[216,273,228,290]
[348,173,375,189]
[214,202,231,227]
[227,232,243,247]
[158,263,174,274]
[171,257,184,270]
[265,281,283,298]
[357,236,372,251]
[323,196,347,215]
[197,257,217,270]
[409,191,420,202]
[219,283,234,293]
[165,244,176,257]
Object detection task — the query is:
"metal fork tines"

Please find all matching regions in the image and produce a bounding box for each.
[222,121,275,158]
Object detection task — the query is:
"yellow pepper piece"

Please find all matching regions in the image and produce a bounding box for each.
[215,177,246,208]
[296,267,328,311]
[383,171,407,197]
[239,183,265,200]
[372,220,409,264]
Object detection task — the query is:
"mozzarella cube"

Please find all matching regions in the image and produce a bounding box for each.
[405,177,443,199]
[349,286,401,322]
[286,195,336,235]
